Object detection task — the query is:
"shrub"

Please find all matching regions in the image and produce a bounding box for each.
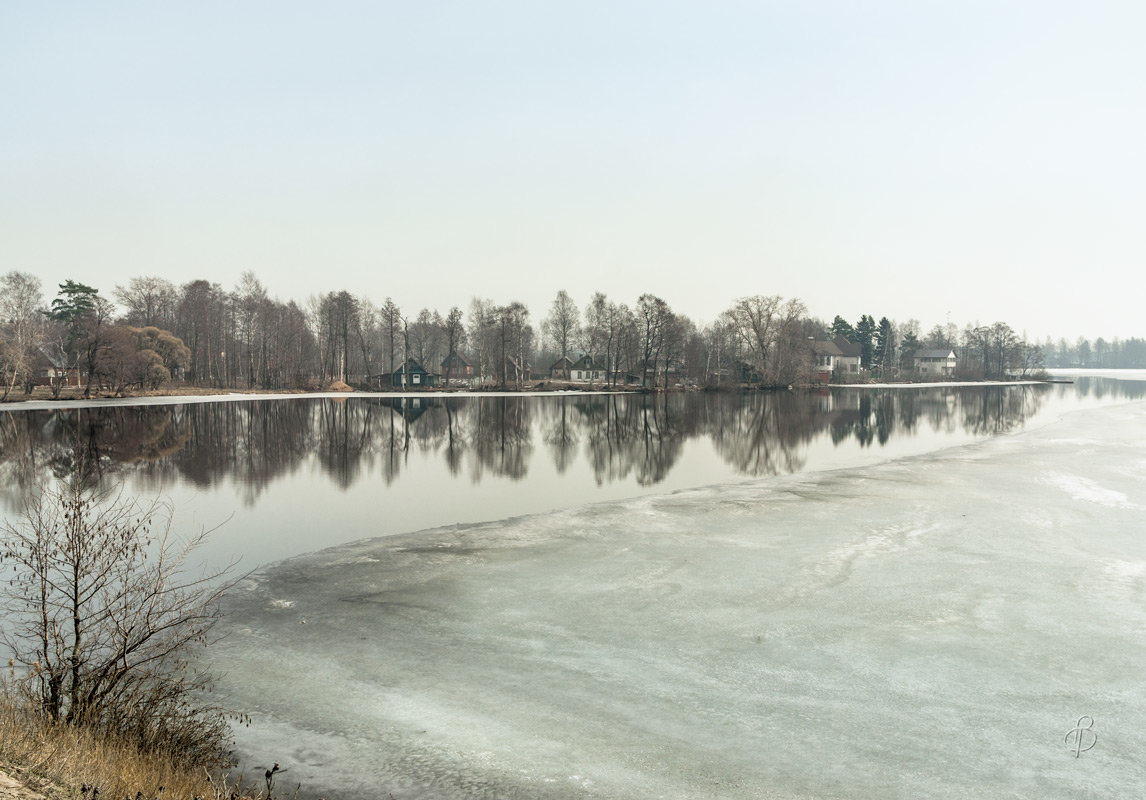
[0,476,239,768]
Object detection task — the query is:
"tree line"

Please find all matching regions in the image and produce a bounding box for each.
[1040,336,1146,369]
[0,269,1087,397]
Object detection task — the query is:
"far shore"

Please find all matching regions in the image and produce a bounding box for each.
[0,377,1068,412]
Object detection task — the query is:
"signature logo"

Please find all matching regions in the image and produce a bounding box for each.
[1065,716,1097,758]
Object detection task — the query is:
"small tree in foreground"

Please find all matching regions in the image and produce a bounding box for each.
[1,477,239,765]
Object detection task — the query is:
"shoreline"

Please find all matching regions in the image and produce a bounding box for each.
[0,378,1067,412]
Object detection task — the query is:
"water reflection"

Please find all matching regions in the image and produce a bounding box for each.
[1,379,1142,510]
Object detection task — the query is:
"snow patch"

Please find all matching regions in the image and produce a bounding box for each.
[1041,472,1132,507]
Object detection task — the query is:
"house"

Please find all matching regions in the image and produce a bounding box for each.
[548,355,574,380]
[503,356,532,384]
[375,358,440,389]
[914,349,957,378]
[638,361,683,388]
[441,351,473,383]
[734,361,762,384]
[569,355,604,383]
[609,370,643,386]
[832,336,862,374]
[35,347,82,387]
[809,340,845,382]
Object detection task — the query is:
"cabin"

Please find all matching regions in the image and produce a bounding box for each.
[914,349,957,378]
[548,355,574,380]
[375,358,440,389]
[609,371,643,386]
[503,356,532,384]
[440,351,473,383]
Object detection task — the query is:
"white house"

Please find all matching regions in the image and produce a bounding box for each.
[810,340,844,381]
[832,336,862,374]
[914,349,957,377]
[569,355,604,383]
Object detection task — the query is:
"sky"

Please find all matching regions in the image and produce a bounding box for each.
[2,1,1144,342]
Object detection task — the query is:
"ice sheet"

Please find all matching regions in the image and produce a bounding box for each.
[212,401,1146,799]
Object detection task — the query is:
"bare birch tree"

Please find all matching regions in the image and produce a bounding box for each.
[542,290,580,360]
[0,271,46,399]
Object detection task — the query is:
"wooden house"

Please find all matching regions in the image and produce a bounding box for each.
[549,355,573,380]
[376,358,440,389]
[441,351,473,383]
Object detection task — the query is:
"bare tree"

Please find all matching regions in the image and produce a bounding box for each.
[443,306,466,384]
[637,294,671,388]
[468,298,497,385]
[724,295,782,381]
[724,295,808,386]
[316,291,360,383]
[380,298,402,374]
[494,302,532,389]
[409,308,444,370]
[356,298,380,379]
[542,290,580,360]
[1,474,237,763]
[0,271,46,399]
[233,271,268,387]
[175,280,228,384]
[114,276,178,329]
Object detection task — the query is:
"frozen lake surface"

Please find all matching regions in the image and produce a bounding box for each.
[213,395,1146,799]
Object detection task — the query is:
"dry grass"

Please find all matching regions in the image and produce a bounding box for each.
[0,688,276,800]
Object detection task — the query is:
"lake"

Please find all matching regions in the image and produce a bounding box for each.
[2,374,1145,798]
[1,378,1139,575]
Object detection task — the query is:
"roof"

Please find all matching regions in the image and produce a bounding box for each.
[549,356,574,369]
[811,340,844,357]
[441,351,472,367]
[916,349,956,360]
[377,359,432,378]
[570,355,595,369]
[832,336,862,358]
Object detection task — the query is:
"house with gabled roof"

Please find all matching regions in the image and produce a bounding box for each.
[810,339,845,382]
[503,356,531,384]
[35,346,83,387]
[441,351,473,384]
[569,355,604,383]
[832,336,862,375]
[914,349,957,378]
[375,358,440,389]
[549,355,574,380]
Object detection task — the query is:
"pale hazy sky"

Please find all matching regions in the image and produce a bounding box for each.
[2,2,1143,341]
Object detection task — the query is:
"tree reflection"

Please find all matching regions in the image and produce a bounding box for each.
[1,378,1138,510]
[710,391,813,476]
[471,396,532,481]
